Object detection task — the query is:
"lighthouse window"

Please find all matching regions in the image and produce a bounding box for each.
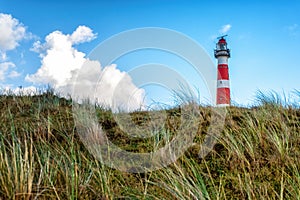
[220,43,226,50]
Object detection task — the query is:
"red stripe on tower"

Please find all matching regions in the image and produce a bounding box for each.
[214,36,231,106]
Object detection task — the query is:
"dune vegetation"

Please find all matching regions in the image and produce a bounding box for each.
[0,90,299,199]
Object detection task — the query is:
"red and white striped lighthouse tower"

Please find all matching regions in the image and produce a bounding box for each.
[214,35,231,106]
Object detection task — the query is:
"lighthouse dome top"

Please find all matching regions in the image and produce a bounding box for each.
[218,38,227,44]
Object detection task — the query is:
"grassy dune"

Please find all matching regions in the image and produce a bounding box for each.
[0,91,299,199]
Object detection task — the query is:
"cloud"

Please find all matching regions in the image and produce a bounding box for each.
[8,70,21,78]
[219,24,232,35]
[27,30,86,86]
[0,62,17,81]
[0,13,31,82]
[26,26,145,111]
[0,13,27,59]
[70,25,97,44]
[210,24,232,41]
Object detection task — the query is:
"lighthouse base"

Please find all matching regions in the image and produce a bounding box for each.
[216,104,230,107]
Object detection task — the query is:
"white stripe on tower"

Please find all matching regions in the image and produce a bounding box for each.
[217,80,230,88]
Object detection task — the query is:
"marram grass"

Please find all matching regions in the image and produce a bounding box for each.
[0,90,299,199]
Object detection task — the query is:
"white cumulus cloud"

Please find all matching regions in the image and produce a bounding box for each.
[0,13,26,59]
[27,30,86,86]
[26,26,145,111]
[219,24,232,35]
[70,25,97,44]
[0,13,31,83]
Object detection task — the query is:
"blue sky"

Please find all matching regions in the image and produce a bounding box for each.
[0,0,299,107]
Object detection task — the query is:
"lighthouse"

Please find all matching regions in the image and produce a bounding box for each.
[214,35,231,106]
